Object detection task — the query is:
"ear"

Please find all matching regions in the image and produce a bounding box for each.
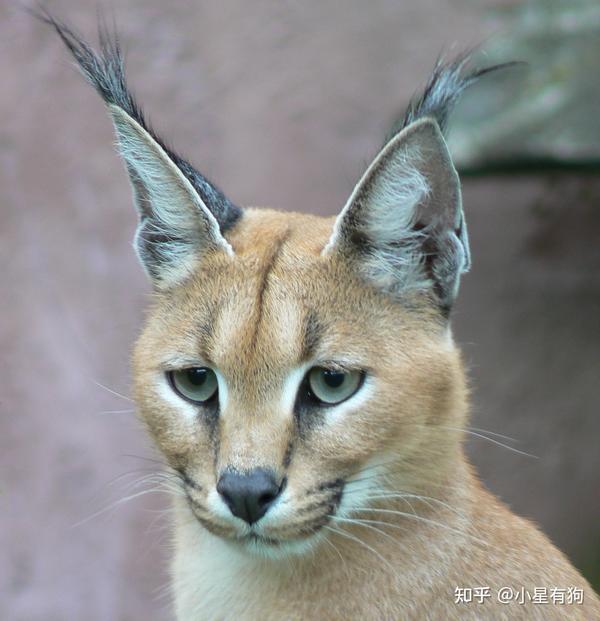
[324,118,469,313]
[109,105,235,286]
[38,11,241,289]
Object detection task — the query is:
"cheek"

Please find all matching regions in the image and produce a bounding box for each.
[367,349,464,459]
[298,354,459,469]
[299,382,392,467]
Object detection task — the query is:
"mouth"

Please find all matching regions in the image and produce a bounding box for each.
[234,527,329,558]
[183,475,345,552]
[240,532,282,546]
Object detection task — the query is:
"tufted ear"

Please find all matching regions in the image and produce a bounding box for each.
[39,11,241,288]
[324,118,469,314]
[109,106,237,286]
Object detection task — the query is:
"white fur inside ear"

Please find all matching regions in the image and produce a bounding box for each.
[359,144,431,293]
[109,105,233,287]
[324,135,431,294]
[323,127,429,259]
[323,118,467,304]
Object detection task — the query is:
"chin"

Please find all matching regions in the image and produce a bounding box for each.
[237,533,322,560]
[224,530,325,561]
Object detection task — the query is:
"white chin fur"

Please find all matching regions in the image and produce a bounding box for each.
[231,531,324,560]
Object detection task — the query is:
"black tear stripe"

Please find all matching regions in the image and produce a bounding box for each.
[315,478,345,493]
[178,470,203,492]
[184,489,207,511]
[282,439,294,469]
[210,417,221,472]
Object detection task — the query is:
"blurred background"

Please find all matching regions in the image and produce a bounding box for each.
[1,1,598,619]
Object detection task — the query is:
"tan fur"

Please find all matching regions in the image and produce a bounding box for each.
[133,209,600,620]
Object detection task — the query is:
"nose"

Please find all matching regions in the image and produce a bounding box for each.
[217,468,283,525]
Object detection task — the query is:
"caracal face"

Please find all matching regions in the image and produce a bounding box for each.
[133,209,464,556]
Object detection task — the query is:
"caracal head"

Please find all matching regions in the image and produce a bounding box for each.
[45,14,474,556]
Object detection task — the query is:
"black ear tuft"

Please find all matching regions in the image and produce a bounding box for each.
[34,7,243,287]
[326,53,521,314]
[33,6,241,233]
[387,53,521,138]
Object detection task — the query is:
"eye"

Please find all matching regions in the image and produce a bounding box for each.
[168,367,218,404]
[306,367,364,405]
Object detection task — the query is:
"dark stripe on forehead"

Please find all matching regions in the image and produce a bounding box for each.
[301,310,323,361]
[196,301,218,361]
[249,229,292,349]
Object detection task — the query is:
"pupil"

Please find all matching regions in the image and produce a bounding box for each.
[323,370,345,389]
[187,368,207,386]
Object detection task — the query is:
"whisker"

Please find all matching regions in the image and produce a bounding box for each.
[330,515,400,544]
[350,507,489,547]
[404,423,537,459]
[440,426,536,458]
[332,515,411,538]
[71,487,166,529]
[345,468,462,491]
[467,425,519,443]
[71,471,184,529]
[355,492,466,519]
[91,379,134,402]
[323,525,397,574]
[321,531,347,567]
[96,408,135,416]
[121,454,169,466]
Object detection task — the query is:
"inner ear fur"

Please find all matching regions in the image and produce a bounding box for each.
[324,118,470,313]
[109,105,235,287]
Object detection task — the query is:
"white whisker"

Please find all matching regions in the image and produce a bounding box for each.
[330,515,401,544]
[350,507,489,547]
[323,524,397,574]
[91,379,134,403]
[96,408,135,416]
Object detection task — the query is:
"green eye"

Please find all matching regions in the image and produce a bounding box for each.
[169,367,218,404]
[307,367,363,405]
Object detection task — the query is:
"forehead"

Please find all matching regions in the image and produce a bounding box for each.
[156,210,335,369]
[147,208,430,382]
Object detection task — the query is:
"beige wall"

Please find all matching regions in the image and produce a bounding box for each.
[1,1,598,619]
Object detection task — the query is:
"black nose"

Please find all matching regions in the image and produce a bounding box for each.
[217,468,283,524]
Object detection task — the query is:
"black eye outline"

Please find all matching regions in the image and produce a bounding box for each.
[167,367,219,406]
[299,366,366,408]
